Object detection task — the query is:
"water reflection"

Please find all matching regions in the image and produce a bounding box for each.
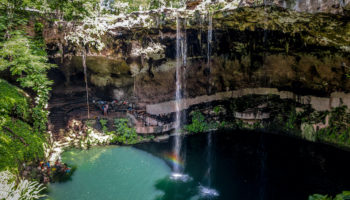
[136,130,350,200]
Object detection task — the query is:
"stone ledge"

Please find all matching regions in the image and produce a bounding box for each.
[146,88,350,115]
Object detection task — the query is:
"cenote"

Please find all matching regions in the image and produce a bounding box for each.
[2,0,350,199]
[47,130,350,200]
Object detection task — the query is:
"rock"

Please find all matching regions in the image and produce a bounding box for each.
[45,6,350,134]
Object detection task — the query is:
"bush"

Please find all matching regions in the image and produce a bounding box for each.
[0,79,30,121]
[111,118,139,144]
[316,106,350,147]
[213,106,222,115]
[0,116,45,172]
[0,80,46,172]
[309,191,350,200]
[99,119,109,133]
[184,111,210,133]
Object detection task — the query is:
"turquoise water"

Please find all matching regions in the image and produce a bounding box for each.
[47,131,350,200]
[47,146,171,200]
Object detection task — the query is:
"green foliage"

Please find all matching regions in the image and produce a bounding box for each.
[145,135,155,140]
[111,118,139,144]
[309,191,350,200]
[0,115,45,172]
[234,119,244,129]
[329,106,350,129]
[0,0,54,173]
[47,0,100,21]
[34,22,44,36]
[103,0,184,14]
[99,119,109,133]
[316,106,350,147]
[0,0,101,22]
[148,0,164,9]
[334,191,350,200]
[309,194,332,200]
[213,106,222,115]
[184,111,210,133]
[0,79,30,121]
[0,34,54,132]
[0,81,46,172]
[283,110,300,133]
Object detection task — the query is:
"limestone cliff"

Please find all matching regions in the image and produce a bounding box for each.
[40,4,350,138]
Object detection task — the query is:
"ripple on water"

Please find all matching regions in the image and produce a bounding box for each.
[198,185,220,199]
[169,173,193,182]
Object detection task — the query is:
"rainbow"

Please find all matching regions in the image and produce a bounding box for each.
[164,153,184,169]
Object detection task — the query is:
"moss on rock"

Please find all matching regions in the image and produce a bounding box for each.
[0,79,46,172]
[213,6,350,52]
[71,56,130,75]
[0,79,31,122]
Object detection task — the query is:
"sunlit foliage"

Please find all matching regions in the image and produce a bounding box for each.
[0,170,46,200]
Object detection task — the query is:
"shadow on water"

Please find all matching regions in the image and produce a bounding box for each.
[136,129,350,200]
[46,130,350,200]
[257,134,268,200]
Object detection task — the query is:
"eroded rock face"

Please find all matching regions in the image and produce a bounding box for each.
[44,6,349,111]
[244,0,350,14]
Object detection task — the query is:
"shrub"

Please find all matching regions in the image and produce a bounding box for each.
[0,116,45,172]
[99,119,109,133]
[309,191,350,200]
[184,111,210,133]
[0,79,30,121]
[213,106,222,115]
[112,118,138,144]
[0,80,45,172]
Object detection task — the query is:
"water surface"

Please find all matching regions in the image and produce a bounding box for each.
[48,130,350,200]
[137,130,350,200]
[47,146,171,200]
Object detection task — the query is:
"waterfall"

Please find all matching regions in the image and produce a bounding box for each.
[198,12,219,198]
[169,14,191,182]
[206,12,213,187]
[82,50,90,119]
[282,0,287,8]
[207,13,212,65]
[206,132,213,186]
[207,12,213,94]
[306,0,311,12]
[172,15,186,175]
[293,0,301,12]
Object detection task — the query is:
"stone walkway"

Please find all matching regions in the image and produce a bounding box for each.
[146,87,350,115]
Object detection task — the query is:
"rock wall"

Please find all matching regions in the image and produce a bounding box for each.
[146,87,350,115]
[42,6,350,130]
[236,0,350,14]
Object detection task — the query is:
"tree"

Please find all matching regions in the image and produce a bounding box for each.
[0,33,54,132]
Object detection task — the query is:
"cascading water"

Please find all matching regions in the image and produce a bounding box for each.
[82,50,90,119]
[206,13,213,186]
[173,14,182,172]
[293,0,301,12]
[207,12,213,94]
[198,12,219,199]
[170,15,189,181]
